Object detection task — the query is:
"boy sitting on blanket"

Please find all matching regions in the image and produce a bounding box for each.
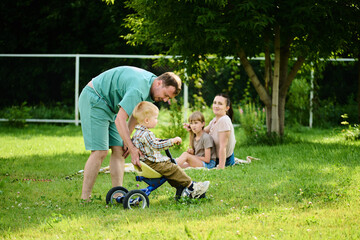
[131,101,210,198]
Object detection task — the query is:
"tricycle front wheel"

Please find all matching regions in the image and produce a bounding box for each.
[123,190,149,209]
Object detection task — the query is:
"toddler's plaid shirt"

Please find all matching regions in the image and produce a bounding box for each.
[132,125,173,162]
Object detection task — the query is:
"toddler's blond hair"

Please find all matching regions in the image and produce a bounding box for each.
[132,101,159,124]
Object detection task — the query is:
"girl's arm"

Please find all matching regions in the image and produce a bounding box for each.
[217,131,230,169]
[196,148,211,163]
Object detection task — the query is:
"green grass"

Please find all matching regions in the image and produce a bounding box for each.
[1,123,360,239]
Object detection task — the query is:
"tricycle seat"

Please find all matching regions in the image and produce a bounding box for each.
[134,161,162,178]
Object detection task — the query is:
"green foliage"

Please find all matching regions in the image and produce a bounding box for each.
[239,102,266,139]
[244,131,302,146]
[3,102,31,128]
[340,114,360,141]
[159,99,188,149]
[317,61,358,105]
[102,0,114,4]
[0,0,146,108]
[313,99,358,128]
[29,103,73,119]
[123,0,359,136]
[286,77,311,126]
[0,103,74,124]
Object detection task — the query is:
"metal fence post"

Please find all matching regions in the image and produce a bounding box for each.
[75,54,80,126]
[309,62,314,128]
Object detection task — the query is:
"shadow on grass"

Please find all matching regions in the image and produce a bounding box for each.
[0,123,82,137]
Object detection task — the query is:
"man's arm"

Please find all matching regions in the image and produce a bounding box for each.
[115,107,142,167]
[127,114,138,134]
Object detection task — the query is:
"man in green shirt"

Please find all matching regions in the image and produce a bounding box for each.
[79,66,182,201]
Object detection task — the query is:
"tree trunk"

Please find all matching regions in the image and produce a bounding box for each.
[271,25,281,134]
[279,55,306,135]
[264,44,272,132]
[278,45,290,136]
[238,48,272,106]
[237,40,305,136]
[238,48,272,132]
[358,55,360,123]
[266,105,272,134]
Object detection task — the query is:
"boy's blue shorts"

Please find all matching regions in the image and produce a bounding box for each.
[79,86,123,150]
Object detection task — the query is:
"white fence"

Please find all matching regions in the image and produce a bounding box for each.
[0,54,356,127]
[0,54,177,125]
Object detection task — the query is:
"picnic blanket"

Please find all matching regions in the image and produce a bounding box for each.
[83,156,261,174]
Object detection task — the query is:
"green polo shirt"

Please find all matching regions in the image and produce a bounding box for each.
[92,66,156,116]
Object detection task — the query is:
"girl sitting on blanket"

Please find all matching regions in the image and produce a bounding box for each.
[176,111,217,169]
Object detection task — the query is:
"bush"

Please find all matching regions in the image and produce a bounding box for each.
[239,102,266,140]
[3,102,31,128]
[159,99,188,149]
[286,77,310,126]
[314,99,358,128]
[340,114,360,141]
[30,103,73,119]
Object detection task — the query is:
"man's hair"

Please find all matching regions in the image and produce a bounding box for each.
[132,101,159,124]
[157,72,182,95]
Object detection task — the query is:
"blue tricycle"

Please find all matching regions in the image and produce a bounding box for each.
[105,149,196,209]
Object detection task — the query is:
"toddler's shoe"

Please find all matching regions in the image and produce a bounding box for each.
[175,186,190,200]
[189,181,210,198]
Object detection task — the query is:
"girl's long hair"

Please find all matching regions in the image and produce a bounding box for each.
[188,111,205,150]
[216,93,233,121]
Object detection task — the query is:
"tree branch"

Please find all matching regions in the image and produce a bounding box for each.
[280,56,306,95]
[238,48,271,107]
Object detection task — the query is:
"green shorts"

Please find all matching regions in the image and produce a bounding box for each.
[79,86,123,150]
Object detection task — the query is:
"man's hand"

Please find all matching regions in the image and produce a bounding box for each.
[130,147,143,168]
[122,145,130,158]
[172,137,182,145]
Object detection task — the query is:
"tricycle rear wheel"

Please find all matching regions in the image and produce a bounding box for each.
[106,186,129,205]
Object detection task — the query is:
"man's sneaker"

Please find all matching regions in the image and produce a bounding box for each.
[189,181,210,198]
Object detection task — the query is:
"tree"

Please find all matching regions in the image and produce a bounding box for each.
[337,1,360,122]
[0,0,148,107]
[120,0,357,135]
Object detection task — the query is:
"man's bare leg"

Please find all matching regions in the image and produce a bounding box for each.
[109,146,125,187]
[81,150,108,200]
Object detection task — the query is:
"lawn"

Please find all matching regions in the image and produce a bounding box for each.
[0,123,359,239]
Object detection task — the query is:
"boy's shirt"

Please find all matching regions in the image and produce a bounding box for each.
[132,125,173,162]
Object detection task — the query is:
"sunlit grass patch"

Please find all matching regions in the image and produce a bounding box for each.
[1,123,360,239]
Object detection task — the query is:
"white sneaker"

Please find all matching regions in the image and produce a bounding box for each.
[189,181,210,198]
